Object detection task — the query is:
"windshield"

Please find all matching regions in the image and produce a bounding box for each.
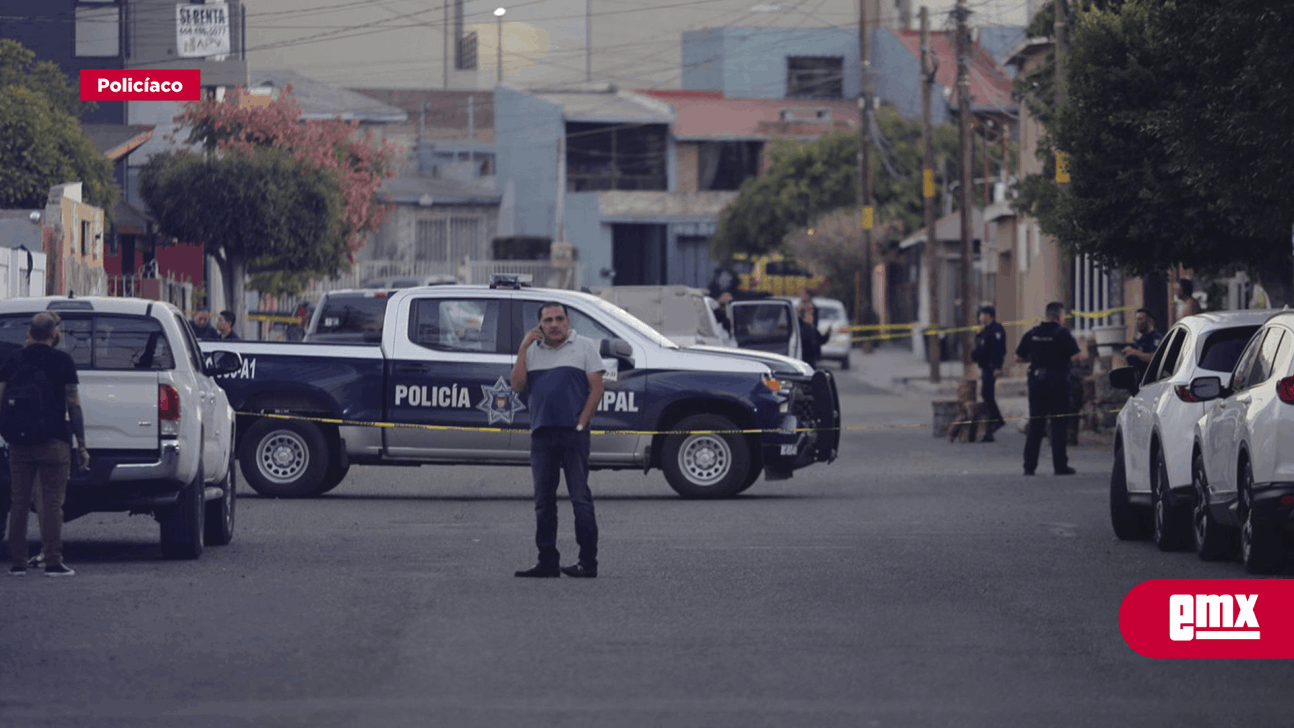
[582,295,678,348]
[313,295,389,335]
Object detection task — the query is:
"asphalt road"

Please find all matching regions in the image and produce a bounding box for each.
[2,368,1291,728]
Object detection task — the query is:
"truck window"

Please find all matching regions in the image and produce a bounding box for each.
[314,295,389,337]
[0,314,174,370]
[519,301,617,347]
[409,298,504,354]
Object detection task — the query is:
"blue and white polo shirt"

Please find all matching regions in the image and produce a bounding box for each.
[524,331,604,430]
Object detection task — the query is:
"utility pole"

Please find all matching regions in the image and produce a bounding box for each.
[585,0,592,82]
[858,0,875,349]
[956,0,974,370]
[921,6,940,383]
[443,0,449,89]
[1055,0,1072,310]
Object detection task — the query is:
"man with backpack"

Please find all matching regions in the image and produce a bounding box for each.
[3,313,90,577]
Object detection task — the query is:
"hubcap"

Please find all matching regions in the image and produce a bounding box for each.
[260,432,308,484]
[680,434,731,486]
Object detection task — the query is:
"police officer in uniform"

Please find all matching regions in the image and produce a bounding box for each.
[972,304,1007,442]
[1015,302,1081,476]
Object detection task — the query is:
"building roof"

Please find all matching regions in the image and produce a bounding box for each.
[82,125,156,160]
[378,173,500,206]
[637,90,860,140]
[893,30,1015,114]
[349,89,494,134]
[250,70,408,123]
[520,84,674,124]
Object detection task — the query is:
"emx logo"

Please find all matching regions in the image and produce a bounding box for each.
[1120,580,1294,658]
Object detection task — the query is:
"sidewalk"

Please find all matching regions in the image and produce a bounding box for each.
[848,344,1113,449]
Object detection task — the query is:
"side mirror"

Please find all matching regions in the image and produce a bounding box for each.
[1109,366,1140,393]
[204,351,242,377]
[599,338,635,369]
[1189,376,1223,402]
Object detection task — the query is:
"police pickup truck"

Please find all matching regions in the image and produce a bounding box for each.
[0,297,242,560]
[203,279,840,499]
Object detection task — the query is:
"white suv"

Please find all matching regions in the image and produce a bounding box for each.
[0,297,241,559]
[1108,311,1270,551]
[1189,311,1294,573]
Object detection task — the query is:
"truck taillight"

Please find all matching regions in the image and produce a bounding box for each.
[1277,376,1294,404]
[159,384,180,436]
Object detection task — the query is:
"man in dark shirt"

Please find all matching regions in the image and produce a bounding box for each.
[510,302,605,578]
[1015,302,1081,476]
[216,310,240,341]
[3,313,90,577]
[1121,308,1163,384]
[973,304,1008,441]
[190,308,218,340]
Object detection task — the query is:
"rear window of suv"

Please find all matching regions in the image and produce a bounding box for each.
[1197,325,1261,373]
[312,294,390,337]
[0,313,175,370]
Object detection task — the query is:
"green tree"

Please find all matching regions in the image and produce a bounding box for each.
[139,150,344,329]
[711,106,1005,261]
[0,40,116,212]
[1014,0,1294,303]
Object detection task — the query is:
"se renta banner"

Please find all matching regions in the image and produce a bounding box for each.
[1120,579,1294,659]
[80,70,201,101]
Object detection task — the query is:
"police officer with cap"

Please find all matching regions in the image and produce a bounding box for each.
[1015,301,1080,476]
[972,304,1007,441]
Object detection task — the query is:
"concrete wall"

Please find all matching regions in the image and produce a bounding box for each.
[493,86,564,241]
[681,27,862,100]
[871,29,950,125]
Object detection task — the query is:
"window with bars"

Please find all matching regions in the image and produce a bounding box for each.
[415,217,482,263]
[1072,254,1123,331]
[787,57,843,99]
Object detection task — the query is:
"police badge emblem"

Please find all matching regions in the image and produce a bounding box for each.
[477,376,526,425]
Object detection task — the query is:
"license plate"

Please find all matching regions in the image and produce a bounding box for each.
[780,444,797,456]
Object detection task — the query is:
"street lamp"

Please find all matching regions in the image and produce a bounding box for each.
[494,7,506,86]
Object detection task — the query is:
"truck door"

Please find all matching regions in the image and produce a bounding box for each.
[384,295,520,462]
[513,300,643,466]
[729,299,801,360]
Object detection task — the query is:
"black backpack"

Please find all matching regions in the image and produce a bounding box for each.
[0,358,51,445]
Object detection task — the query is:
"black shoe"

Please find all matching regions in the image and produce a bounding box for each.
[981,433,995,443]
[1055,467,1077,476]
[44,563,75,577]
[1023,470,1035,476]
[560,563,597,579]
[514,565,560,578]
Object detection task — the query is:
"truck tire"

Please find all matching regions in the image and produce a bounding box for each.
[1240,460,1285,575]
[314,462,351,496]
[204,444,237,546]
[160,463,205,560]
[240,418,329,498]
[662,414,751,499]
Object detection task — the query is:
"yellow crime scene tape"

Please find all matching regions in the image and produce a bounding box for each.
[842,306,1136,344]
[239,407,1121,438]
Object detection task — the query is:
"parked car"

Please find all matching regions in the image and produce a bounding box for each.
[203,278,839,500]
[1188,311,1294,573]
[1107,310,1270,551]
[724,253,825,297]
[0,297,242,559]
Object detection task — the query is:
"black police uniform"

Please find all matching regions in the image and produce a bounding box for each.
[1015,320,1081,474]
[973,320,1007,436]
[1127,328,1164,384]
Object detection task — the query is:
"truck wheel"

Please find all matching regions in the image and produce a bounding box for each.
[314,462,351,496]
[160,464,205,560]
[240,419,329,498]
[662,414,751,499]
[1109,440,1142,541]
[734,465,762,494]
[204,445,237,546]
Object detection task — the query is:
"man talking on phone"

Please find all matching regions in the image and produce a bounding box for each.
[510,302,605,578]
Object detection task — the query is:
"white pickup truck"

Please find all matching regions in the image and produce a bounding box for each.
[0,297,242,559]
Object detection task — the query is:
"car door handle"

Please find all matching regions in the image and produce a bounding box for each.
[395,363,432,375]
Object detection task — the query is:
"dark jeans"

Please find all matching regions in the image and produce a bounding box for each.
[529,427,597,569]
[1023,377,1071,474]
[9,440,71,568]
[980,370,1003,431]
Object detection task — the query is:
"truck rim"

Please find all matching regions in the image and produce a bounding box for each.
[679,434,731,486]
[258,430,310,484]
